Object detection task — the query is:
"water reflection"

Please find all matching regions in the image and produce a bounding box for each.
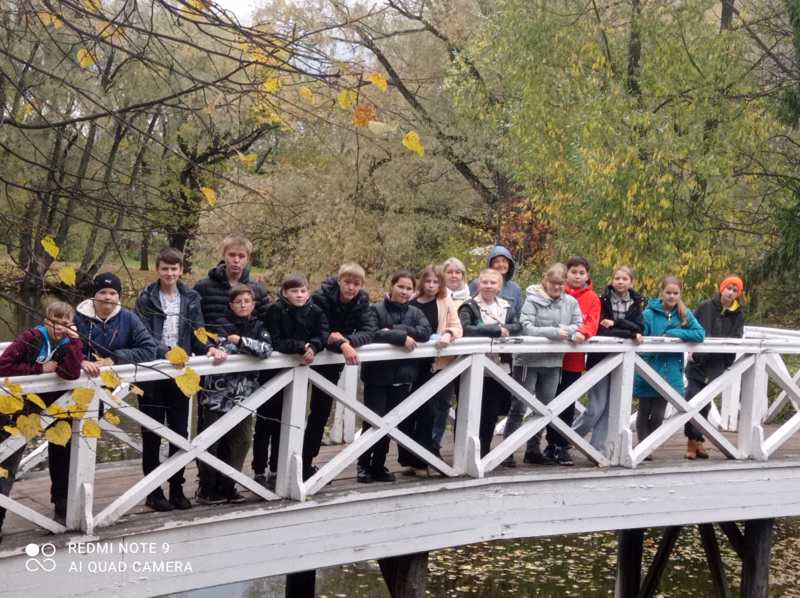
[164,518,800,597]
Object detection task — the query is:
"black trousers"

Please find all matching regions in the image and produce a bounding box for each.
[547,370,582,448]
[0,418,25,528]
[358,383,411,472]
[684,378,711,441]
[252,371,284,475]
[397,361,438,468]
[139,379,190,491]
[479,377,512,458]
[302,363,344,468]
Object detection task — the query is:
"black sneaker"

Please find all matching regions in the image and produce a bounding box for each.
[501,455,517,468]
[225,488,246,504]
[54,498,67,523]
[303,465,319,481]
[371,467,396,483]
[266,471,277,491]
[195,489,226,505]
[146,489,174,512]
[524,446,554,465]
[253,473,268,487]
[169,486,192,510]
[555,446,574,466]
[357,465,373,483]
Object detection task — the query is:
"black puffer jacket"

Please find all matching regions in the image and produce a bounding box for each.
[686,294,745,384]
[458,298,521,366]
[265,296,329,355]
[135,281,208,358]
[361,297,432,386]
[311,277,377,351]
[587,287,645,369]
[194,263,270,333]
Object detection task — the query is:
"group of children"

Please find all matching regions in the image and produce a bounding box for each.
[0,238,745,537]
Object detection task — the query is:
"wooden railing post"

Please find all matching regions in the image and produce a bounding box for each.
[330,365,358,444]
[453,355,484,477]
[276,367,308,500]
[66,389,99,531]
[739,353,767,459]
[608,351,635,467]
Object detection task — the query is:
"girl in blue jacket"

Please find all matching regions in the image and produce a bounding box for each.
[633,276,705,445]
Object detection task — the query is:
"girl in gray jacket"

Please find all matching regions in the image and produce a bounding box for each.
[503,263,583,466]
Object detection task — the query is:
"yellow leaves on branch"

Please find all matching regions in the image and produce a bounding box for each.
[181,0,210,20]
[166,346,189,367]
[38,11,63,29]
[3,379,23,399]
[201,187,217,207]
[194,327,219,344]
[263,78,282,93]
[40,235,60,258]
[175,367,200,398]
[81,419,102,438]
[16,413,41,441]
[298,86,316,104]
[58,266,76,287]
[0,379,24,414]
[44,402,69,419]
[352,104,377,128]
[237,152,257,169]
[46,421,72,446]
[72,387,95,406]
[402,131,425,157]
[77,48,97,69]
[337,89,358,110]
[3,425,20,436]
[26,393,46,410]
[366,72,388,92]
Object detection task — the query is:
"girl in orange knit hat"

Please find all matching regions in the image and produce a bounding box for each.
[684,275,745,459]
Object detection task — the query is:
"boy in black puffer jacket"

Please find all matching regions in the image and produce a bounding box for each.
[252,274,329,490]
[196,285,273,505]
[358,271,431,483]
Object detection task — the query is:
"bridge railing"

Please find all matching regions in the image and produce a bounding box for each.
[2,332,800,534]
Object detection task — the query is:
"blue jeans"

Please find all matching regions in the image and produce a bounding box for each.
[504,366,561,454]
[573,374,611,454]
[430,382,454,452]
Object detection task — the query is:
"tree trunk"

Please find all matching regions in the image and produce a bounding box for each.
[140,231,150,271]
[721,1,735,31]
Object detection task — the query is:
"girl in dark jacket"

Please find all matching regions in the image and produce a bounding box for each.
[358,272,432,483]
[684,276,745,459]
[458,268,522,457]
[573,266,645,454]
[253,274,329,489]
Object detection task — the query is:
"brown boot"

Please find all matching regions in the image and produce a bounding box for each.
[686,439,697,460]
[695,440,709,459]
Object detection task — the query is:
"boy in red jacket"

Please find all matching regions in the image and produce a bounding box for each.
[545,256,600,465]
[0,302,84,534]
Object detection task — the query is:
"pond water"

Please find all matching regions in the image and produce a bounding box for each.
[164,517,800,597]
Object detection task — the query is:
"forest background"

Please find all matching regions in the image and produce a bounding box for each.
[1,0,799,335]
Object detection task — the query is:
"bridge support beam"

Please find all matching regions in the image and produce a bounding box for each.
[614,528,644,598]
[285,569,316,598]
[378,551,429,598]
[740,519,774,598]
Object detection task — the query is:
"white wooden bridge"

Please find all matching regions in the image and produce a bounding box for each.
[1,326,800,597]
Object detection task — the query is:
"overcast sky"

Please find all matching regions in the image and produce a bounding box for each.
[215,0,260,24]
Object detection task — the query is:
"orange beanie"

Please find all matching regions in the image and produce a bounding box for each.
[719,276,744,295]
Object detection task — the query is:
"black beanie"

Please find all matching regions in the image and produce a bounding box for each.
[93,272,122,295]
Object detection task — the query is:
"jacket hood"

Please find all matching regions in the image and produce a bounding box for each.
[208,261,252,285]
[526,283,561,306]
[565,280,595,299]
[76,298,122,321]
[487,245,516,280]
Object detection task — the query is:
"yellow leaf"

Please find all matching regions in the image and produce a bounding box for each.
[3,425,20,436]
[367,120,398,137]
[100,370,120,390]
[194,327,218,344]
[402,130,425,157]
[38,11,63,29]
[16,413,41,441]
[72,387,95,406]
[0,396,22,415]
[201,187,217,207]
[298,86,315,104]
[238,152,257,168]
[77,48,96,69]
[263,78,282,93]
[67,402,87,419]
[0,467,7,479]
[166,345,189,367]
[337,89,357,110]
[130,384,144,397]
[26,393,46,410]
[3,378,24,398]
[175,367,201,398]
[58,265,77,287]
[81,419,102,438]
[103,410,120,426]
[366,72,388,92]
[352,104,377,128]
[44,403,69,419]
[40,235,60,258]
[46,421,72,446]
[82,0,103,12]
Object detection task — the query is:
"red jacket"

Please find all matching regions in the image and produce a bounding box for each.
[0,327,83,380]
[562,282,600,373]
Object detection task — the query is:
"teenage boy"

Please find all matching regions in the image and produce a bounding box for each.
[0,302,83,537]
[303,263,377,479]
[194,236,269,333]
[135,248,227,511]
[545,256,599,466]
[66,273,157,520]
[196,285,272,504]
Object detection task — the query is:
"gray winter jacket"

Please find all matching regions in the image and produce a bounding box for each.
[515,284,583,368]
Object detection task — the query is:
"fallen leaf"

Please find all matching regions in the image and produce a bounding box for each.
[175,367,201,398]
[58,265,77,287]
[201,187,217,207]
[81,419,102,438]
[166,346,189,367]
[26,393,46,410]
[366,72,388,92]
[100,370,120,390]
[402,130,425,157]
[16,413,41,441]
[46,421,72,446]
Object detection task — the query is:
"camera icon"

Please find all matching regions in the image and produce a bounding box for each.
[24,543,57,572]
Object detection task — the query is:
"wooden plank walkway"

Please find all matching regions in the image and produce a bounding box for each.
[3,422,799,550]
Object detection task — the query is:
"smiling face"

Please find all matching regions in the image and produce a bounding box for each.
[489,256,510,276]
[230,291,255,318]
[223,245,249,281]
[390,277,415,304]
[157,261,182,288]
[661,283,681,309]
[478,271,503,301]
[612,270,633,295]
[445,265,465,291]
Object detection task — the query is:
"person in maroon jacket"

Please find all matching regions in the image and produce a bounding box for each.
[0,301,84,534]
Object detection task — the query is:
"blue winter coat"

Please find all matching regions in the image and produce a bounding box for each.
[74,300,158,365]
[633,298,705,398]
[467,245,523,318]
